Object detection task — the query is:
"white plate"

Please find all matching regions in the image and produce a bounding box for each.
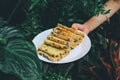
[32,29,91,64]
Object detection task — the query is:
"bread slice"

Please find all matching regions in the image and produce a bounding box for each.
[55,23,84,49]
[38,44,70,57]
[51,31,72,41]
[56,24,84,40]
[57,23,84,37]
[38,50,69,62]
[69,28,84,37]
[38,44,70,62]
[47,35,68,45]
[44,39,69,49]
[38,50,61,62]
[53,28,72,37]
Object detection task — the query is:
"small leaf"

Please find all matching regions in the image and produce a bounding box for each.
[103,9,111,14]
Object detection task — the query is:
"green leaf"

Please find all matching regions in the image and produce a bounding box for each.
[29,0,40,11]
[0,26,43,80]
[102,9,111,14]
[29,0,47,11]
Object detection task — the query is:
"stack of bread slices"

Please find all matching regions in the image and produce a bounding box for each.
[38,23,84,62]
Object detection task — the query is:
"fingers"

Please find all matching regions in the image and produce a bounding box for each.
[71,23,89,35]
[71,23,82,30]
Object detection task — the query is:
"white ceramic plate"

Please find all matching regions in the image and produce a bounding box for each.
[32,29,91,64]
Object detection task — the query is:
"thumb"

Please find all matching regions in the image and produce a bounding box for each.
[71,23,83,30]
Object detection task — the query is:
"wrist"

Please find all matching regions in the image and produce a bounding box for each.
[83,16,100,33]
[82,24,92,34]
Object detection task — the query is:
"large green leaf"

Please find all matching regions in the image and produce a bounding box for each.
[0,26,43,80]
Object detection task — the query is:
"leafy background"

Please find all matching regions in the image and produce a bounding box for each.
[0,0,120,80]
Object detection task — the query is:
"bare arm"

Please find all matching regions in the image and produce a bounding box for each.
[72,0,120,34]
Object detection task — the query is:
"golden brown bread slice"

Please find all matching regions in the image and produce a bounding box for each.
[38,50,69,62]
[48,33,76,49]
[57,23,84,37]
[38,50,61,62]
[51,31,72,41]
[53,28,73,38]
[55,23,84,49]
[44,39,69,49]
[56,23,70,30]
[47,35,68,45]
[69,28,84,37]
[38,44,70,57]
[38,43,70,62]
[56,24,84,39]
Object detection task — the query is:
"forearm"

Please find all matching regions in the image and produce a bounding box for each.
[83,0,120,32]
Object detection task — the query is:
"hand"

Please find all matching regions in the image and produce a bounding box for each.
[71,23,90,35]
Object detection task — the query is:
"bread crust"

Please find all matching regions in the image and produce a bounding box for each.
[38,44,70,62]
[57,23,84,37]
[44,39,69,49]
[51,32,72,41]
[47,35,68,44]
[38,44,70,57]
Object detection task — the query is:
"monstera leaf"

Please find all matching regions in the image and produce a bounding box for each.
[0,26,42,80]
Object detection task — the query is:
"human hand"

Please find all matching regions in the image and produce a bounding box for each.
[71,23,90,35]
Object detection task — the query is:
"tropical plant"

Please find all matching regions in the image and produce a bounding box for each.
[38,0,120,80]
[0,0,120,80]
[0,20,43,80]
[43,71,71,80]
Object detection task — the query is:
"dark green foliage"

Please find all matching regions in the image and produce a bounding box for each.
[43,71,71,80]
[0,0,120,80]
[0,24,43,80]
[29,0,47,11]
